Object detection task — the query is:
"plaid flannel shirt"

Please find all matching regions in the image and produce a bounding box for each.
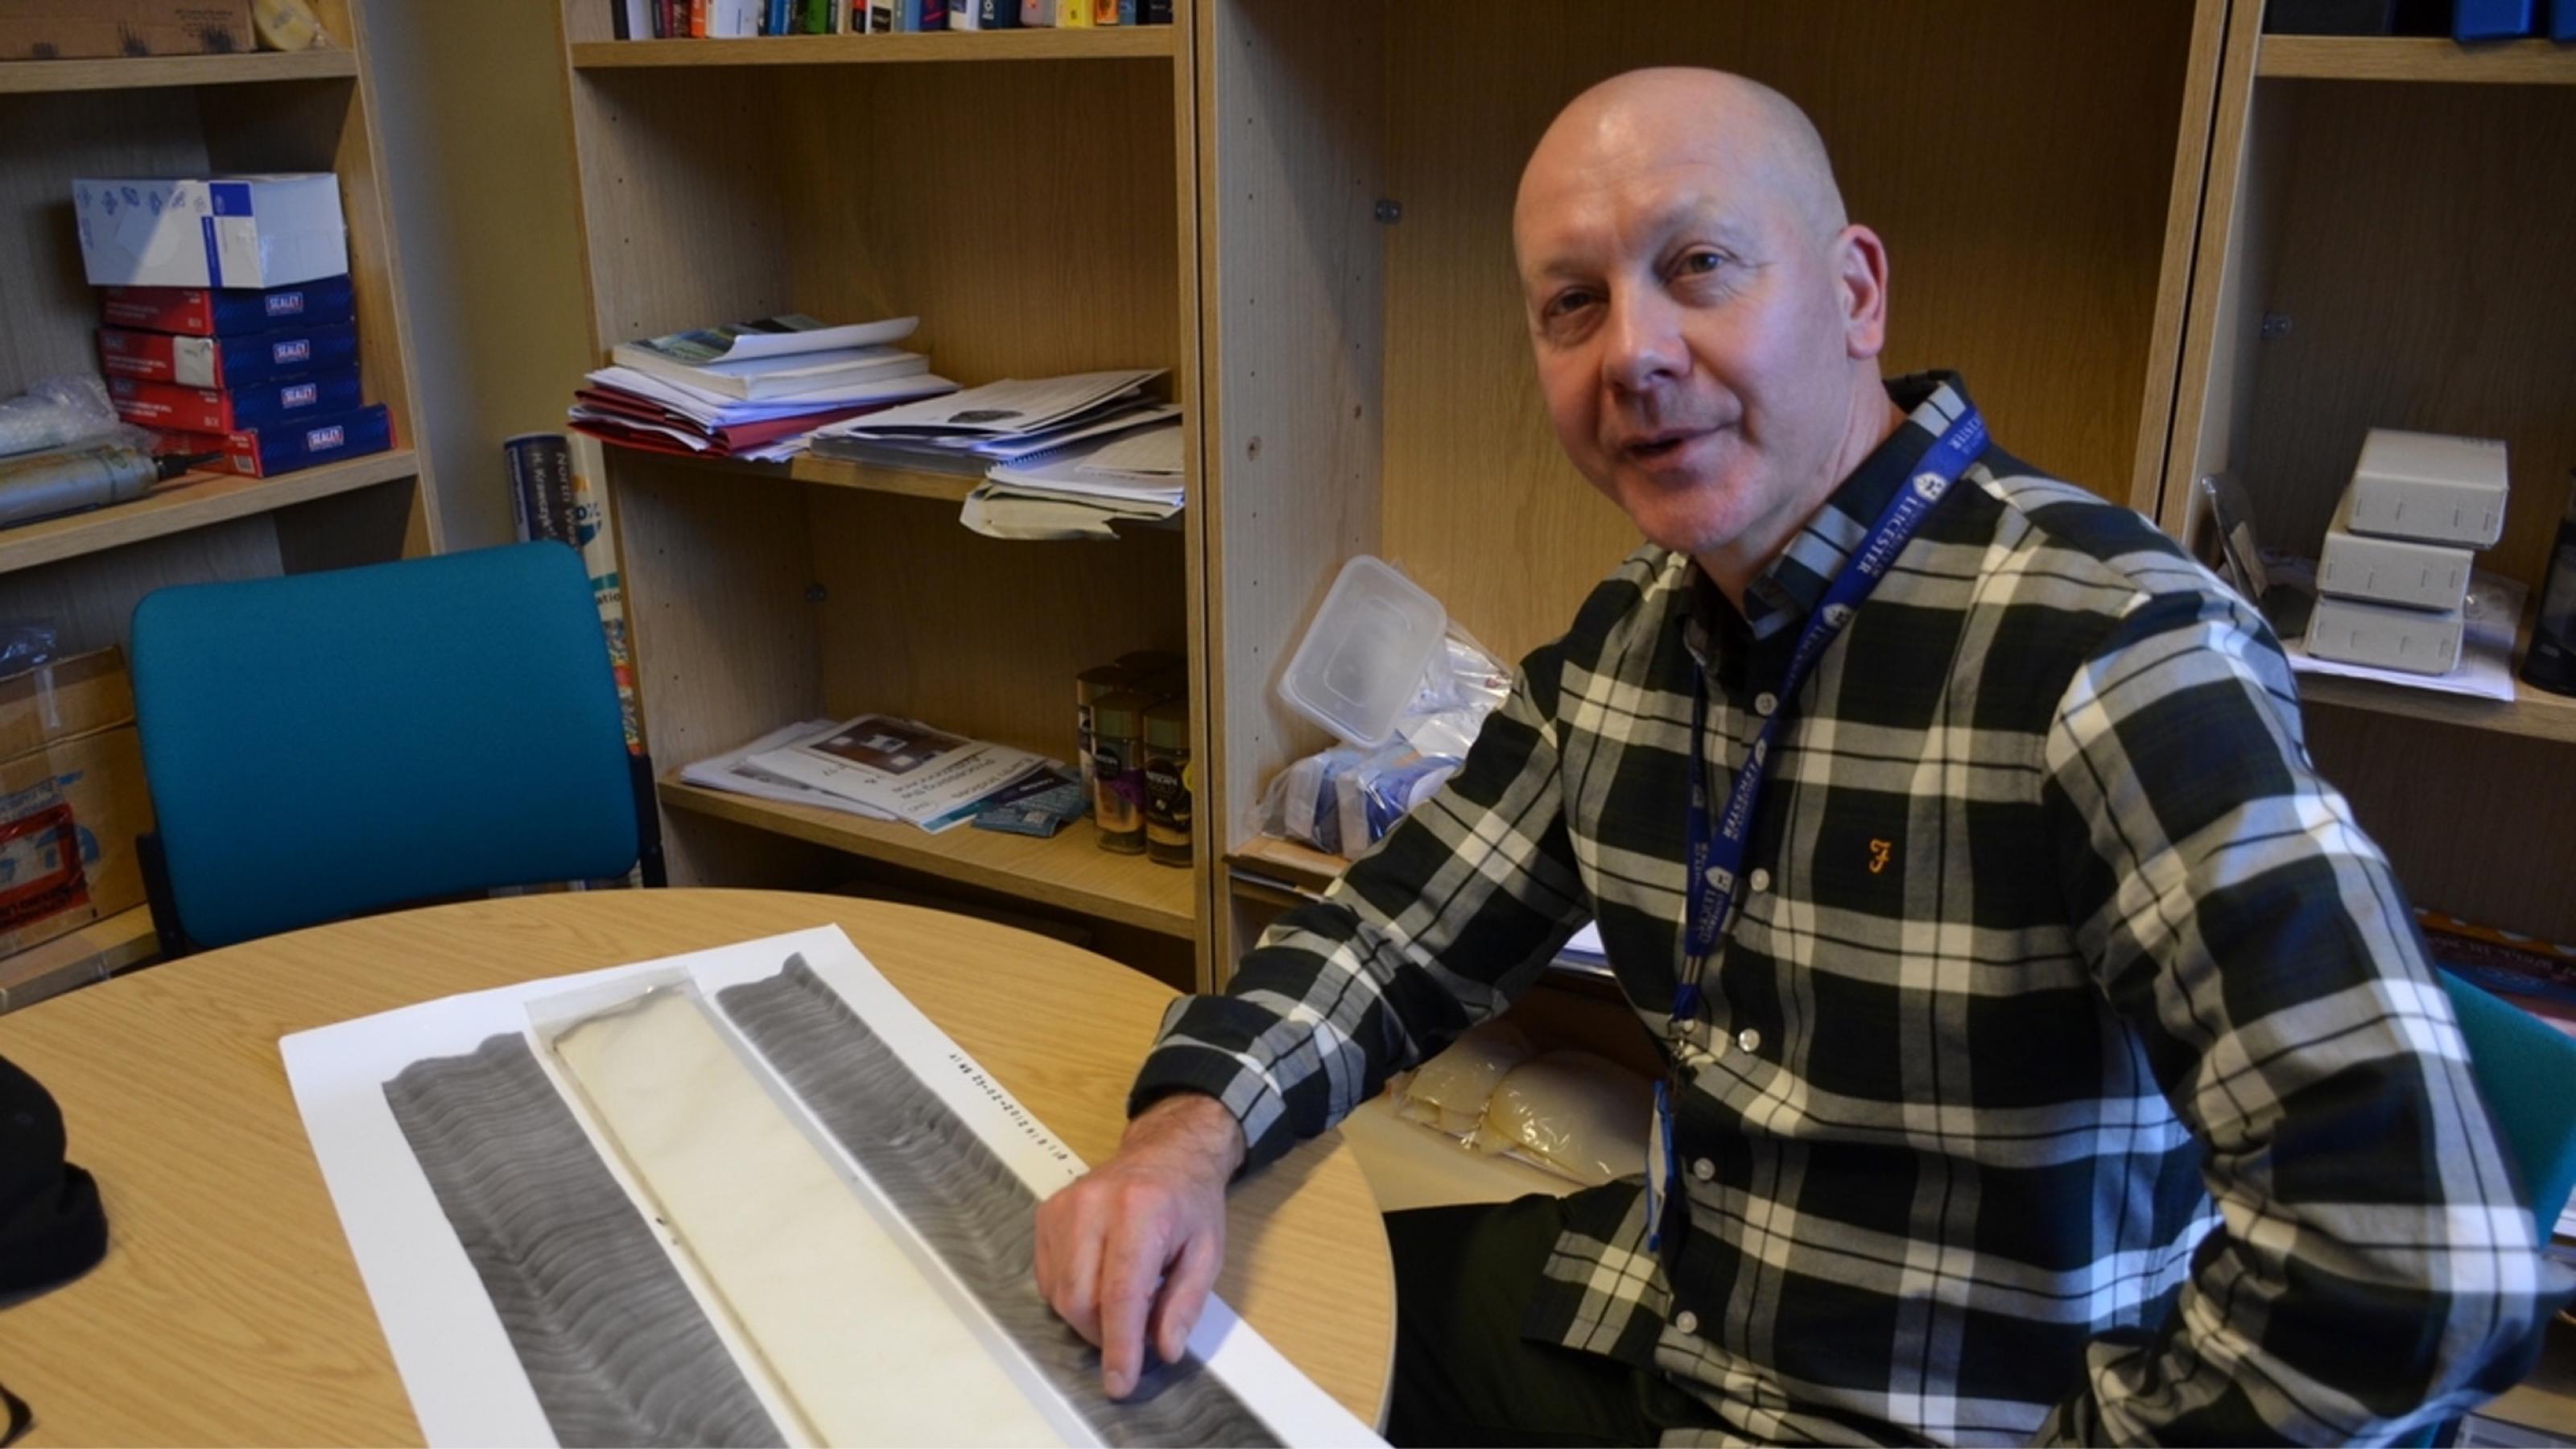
[1134,374,2564,1444]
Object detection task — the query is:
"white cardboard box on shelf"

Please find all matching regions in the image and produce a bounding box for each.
[72,175,347,290]
[2306,593,2466,676]
[2318,484,2475,613]
[2347,428,2510,549]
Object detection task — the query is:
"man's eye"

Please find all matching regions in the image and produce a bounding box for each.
[1678,250,1726,276]
[1545,291,1596,320]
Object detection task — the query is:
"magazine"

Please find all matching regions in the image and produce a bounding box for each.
[743,715,1052,832]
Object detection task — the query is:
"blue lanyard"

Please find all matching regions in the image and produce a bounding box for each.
[1673,406,1988,1032]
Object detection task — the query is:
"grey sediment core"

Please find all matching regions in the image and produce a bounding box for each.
[385,1033,785,1449]
[719,956,1284,1448]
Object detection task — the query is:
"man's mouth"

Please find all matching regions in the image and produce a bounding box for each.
[1621,426,1715,463]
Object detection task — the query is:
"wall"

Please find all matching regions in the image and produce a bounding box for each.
[359,0,596,551]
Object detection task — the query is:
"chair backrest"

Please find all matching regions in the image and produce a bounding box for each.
[2438,969,2576,1240]
[130,543,640,951]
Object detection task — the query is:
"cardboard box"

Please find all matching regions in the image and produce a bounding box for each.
[0,650,153,961]
[109,366,362,434]
[0,1,253,60]
[100,321,360,389]
[99,276,358,338]
[72,174,348,289]
[151,403,393,479]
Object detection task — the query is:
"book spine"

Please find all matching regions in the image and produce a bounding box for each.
[613,0,633,39]
[1056,0,1089,26]
[1097,0,1121,22]
[1116,0,1136,21]
[566,433,647,756]
[979,0,1018,25]
[1020,0,1046,23]
[923,0,947,28]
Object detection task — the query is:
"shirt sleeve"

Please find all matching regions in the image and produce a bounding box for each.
[2036,586,2566,1444]
[1128,642,1591,1171]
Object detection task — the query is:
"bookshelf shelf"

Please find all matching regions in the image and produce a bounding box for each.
[658,778,1198,938]
[0,48,359,95]
[0,449,418,578]
[2256,35,2576,84]
[2297,606,2576,746]
[568,28,1174,69]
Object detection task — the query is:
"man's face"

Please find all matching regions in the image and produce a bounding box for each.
[1516,144,1868,559]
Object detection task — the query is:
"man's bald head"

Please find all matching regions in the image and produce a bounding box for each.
[1515,68,1845,260]
[1508,66,1900,604]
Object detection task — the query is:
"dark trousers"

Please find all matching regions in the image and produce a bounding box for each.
[1385,1195,1718,1447]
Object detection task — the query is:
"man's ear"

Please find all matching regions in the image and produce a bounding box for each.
[1837,223,1892,361]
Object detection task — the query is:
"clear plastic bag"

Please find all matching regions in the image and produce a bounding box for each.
[0,378,126,460]
[1250,621,1508,855]
[1393,1021,1534,1139]
[1472,1051,1653,1187]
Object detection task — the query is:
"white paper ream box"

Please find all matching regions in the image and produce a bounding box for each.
[2317,482,2474,612]
[2347,428,2509,547]
[2306,593,2465,676]
[72,175,348,289]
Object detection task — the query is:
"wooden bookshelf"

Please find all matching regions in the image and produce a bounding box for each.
[568,28,1174,68]
[2257,35,2576,84]
[0,48,360,96]
[659,779,1197,938]
[0,451,418,578]
[2163,0,2576,941]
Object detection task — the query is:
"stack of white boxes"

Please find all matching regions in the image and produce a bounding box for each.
[2307,429,2511,676]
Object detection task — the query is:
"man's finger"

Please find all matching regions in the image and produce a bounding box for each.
[1055,1196,1108,1345]
[1150,1228,1221,1367]
[1096,1218,1166,1398]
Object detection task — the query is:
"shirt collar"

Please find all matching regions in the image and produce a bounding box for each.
[1687,371,1975,654]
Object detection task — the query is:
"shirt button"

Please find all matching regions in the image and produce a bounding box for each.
[1748,868,1771,893]
[1674,1309,1701,1335]
[1736,1027,1762,1054]
[1691,1157,1715,1182]
[1753,691,1778,717]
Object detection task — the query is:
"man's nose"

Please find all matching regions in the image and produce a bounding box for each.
[1601,283,1687,395]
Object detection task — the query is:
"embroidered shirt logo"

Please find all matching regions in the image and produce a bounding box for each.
[1867,838,1894,874]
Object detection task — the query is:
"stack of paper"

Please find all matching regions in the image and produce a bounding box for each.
[683,716,1058,834]
[809,369,1171,475]
[570,315,958,464]
[964,419,1186,540]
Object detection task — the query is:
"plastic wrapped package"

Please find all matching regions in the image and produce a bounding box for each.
[1473,1051,1654,1187]
[1394,1020,1534,1139]
[0,378,129,460]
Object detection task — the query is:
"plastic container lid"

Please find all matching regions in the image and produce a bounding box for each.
[1143,699,1190,749]
[1277,555,1447,749]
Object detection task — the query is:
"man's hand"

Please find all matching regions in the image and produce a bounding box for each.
[1034,1091,1246,1397]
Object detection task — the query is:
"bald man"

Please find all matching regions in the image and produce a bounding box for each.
[1035,69,2562,1445]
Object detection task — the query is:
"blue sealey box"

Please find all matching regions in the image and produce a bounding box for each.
[155,405,394,479]
[2454,0,2537,36]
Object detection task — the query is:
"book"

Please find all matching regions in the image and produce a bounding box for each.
[109,368,362,434]
[609,343,928,401]
[504,433,577,546]
[98,322,359,390]
[977,0,1018,25]
[613,0,652,39]
[564,433,645,757]
[743,716,1053,832]
[618,313,917,366]
[766,0,788,32]
[1097,0,1120,22]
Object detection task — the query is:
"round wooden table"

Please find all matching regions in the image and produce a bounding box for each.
[0,890,1395,1444]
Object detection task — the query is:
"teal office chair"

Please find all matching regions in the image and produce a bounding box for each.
[2439,970,2576,1240]
[128,543,663,956]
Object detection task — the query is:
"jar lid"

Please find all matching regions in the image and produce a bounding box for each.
[1093,690,1154,736]
[1143,700,1190,749]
